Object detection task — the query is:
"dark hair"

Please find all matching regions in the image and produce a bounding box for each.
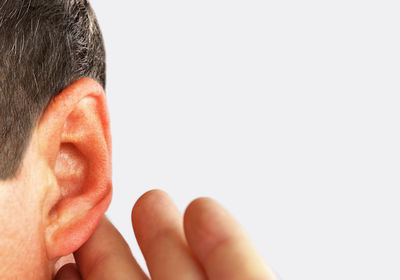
[0,0,106,180]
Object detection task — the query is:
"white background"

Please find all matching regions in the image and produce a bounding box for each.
[91,1,400,279]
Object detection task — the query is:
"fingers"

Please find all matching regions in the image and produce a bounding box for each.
[54,263,81,280]
[132,190,207,280]
[184,198,277,280]
[73,216,148,280]
[69,191,274,280]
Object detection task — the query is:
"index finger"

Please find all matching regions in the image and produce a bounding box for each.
[73,216,148,280]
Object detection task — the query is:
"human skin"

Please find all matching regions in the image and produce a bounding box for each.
[55,190,277,280]
[0,78,275,279]
[0,78,112,279]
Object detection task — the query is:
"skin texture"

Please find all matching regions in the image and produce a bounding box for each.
[55,190,277,280]
[0,77,276,279]
[0,78,112,279]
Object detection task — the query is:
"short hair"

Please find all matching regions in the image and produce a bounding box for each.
[0,0,106,180]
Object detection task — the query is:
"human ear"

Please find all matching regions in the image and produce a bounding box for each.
[37,78,112,260]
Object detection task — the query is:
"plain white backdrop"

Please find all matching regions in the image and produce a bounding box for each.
[90,1,400,279]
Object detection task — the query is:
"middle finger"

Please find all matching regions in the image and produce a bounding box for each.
[132,190,207,280]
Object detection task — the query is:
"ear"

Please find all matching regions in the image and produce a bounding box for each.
[38,78,112,260]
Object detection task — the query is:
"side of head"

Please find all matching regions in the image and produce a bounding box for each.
[0,1,111,279]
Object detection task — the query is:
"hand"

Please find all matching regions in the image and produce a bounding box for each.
[55,190,277,280]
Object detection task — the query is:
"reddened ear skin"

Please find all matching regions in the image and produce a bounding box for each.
[38,78,108,166]
[47,188,112,259]
[38,78,113,260]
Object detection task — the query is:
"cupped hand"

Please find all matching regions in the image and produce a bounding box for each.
[55,190,276,280]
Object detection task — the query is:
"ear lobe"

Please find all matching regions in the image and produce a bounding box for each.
[39,78,112,260]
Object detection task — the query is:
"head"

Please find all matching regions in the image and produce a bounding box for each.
[0,1,111,278]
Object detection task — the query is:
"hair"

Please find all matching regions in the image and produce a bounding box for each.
[0,0,106,180]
